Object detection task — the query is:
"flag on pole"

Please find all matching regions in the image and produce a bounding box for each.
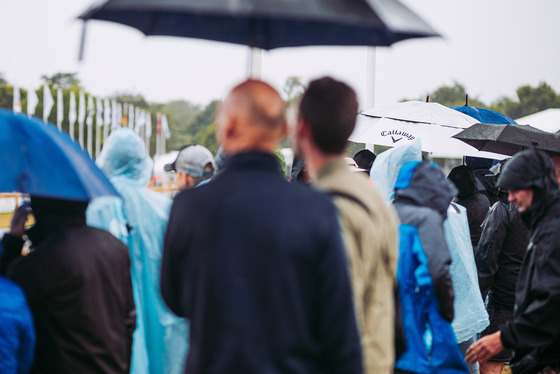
[78,91,86,125]
[69,91,77,140]
[78,91,86,147]
[162,114,171,139]
[86,95,94,127]
[13,86,21,113]
[111,100,118,129]
[96,97,103,157]
[27,86,39,118]
[122,103,128,127]
[104,99,111,127]
[156,112,162,156]
[86,95,94,155]
[135,108,145,134]
[104,98,111,141]
[145,111,152,138]
[128,104,135,129]
[43,84,54,123]
[96,97,103,127]
[56,88,63,130]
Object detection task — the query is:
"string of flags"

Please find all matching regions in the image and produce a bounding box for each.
[11,84,170,157]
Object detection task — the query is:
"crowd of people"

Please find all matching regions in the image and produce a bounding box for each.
[0,76,559,374]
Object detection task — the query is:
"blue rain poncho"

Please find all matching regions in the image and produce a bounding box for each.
[370,141,488,344]
[87,128,188,374]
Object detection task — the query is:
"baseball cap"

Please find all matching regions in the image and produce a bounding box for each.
[164,145,216,177]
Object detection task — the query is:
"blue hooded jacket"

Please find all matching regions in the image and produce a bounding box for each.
[87,128,188,374]
[393,161,468,374]
[0,276,35,374]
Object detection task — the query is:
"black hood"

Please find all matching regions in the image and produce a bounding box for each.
[447,165,478,198]
[394,160,458,219]
[497,149,559,229]
[30,196,88,238]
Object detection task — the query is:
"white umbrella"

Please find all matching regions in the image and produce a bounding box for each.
[349,101,505,158]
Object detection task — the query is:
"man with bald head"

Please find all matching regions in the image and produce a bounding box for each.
[161,80,363,374]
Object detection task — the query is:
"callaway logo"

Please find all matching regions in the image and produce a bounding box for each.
[381,130,415,142]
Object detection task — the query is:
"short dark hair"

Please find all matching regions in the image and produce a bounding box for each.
[298,77,358,154]
[353,149,376,172]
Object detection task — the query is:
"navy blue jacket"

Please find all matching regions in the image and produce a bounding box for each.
[161,152,362,374]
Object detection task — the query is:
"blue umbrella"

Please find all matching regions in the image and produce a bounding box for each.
[450,96,517,125]
[0,109,119,201]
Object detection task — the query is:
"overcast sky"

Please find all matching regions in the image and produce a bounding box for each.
[2,0,560,110]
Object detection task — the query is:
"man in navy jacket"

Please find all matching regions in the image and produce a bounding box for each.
[161,79,362,374]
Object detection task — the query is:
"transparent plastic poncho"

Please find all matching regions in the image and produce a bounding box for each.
[87,128,188,374]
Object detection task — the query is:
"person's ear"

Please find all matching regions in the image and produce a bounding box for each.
[296,118,309,140]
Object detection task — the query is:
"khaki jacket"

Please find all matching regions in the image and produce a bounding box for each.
[315,157,399,374]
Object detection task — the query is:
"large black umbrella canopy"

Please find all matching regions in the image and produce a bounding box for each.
[452,123,560,157]
[79,0,439,50]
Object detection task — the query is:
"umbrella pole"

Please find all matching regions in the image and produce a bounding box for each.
[365,47,376,152]
[247,47,262,79]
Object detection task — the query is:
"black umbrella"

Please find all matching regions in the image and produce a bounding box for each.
[78,0,439,50]
[452,123,560,157]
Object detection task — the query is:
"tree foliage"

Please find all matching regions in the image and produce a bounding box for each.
[283,76,306,108]
[491,82,560,119]
[41,72,80,89]
[5,72,560,162]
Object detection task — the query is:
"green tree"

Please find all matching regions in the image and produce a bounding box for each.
[283,76,306,108]
[189,101,219,151]
[0,73,7,85]
[163,100,201,151]
[491,82,560,119]
[41,72,80,89]
[0,84,14,109]
[427,82,486,107]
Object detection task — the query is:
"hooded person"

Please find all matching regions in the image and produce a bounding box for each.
[1,197,135,374]
[87,128,188,374]
[392,160,469,374]
[447,165,491,249]
[467,149,560,374]
[474,158,530,374]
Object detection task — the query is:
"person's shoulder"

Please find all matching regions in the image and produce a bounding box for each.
[0,276,28,311]
[74,226,129,251]
[395,203,441,227]
[0,276,24,295]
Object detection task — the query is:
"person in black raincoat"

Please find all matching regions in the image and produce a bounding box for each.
[466,149,560,374]
[0,197,135,374]
[448,165,491,249]
[474,160,530,374]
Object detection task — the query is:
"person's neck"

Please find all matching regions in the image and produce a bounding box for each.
[304,148,340,182]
